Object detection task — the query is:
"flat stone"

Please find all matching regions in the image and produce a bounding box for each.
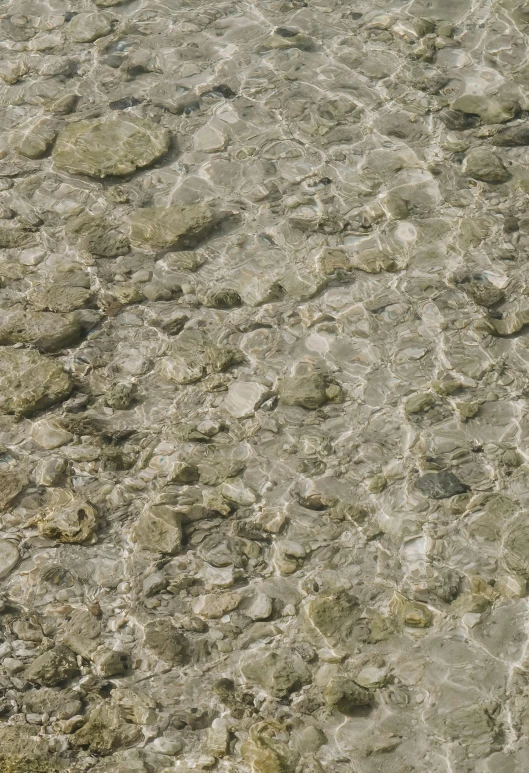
[0,308,82,352]
[9,120,57,159]
[415,471,468,499]
[492,123,529,147]
[0,348,72,416]
[0,539,20,579]
[0,227,36,249]
[72,703,141,754]
[223,381,269,418]
[53,115,170,178]
[279,370,341,410]
[129,204,217,251]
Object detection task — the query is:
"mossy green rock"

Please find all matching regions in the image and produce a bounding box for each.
[129,204,217,251]
[72,703,141,755]
[0,348,73,416]
[53,116,170,178]
[0,726,64,772]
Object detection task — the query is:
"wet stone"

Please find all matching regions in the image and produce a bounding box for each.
[132,504,182,554]
[240,650,311,697]
[415,471,468,499]
[0,468,29,512]
[129,204,217,251]
[143,618,187,663]
[279,370,342,410]
[462,149,511,184]
[37,499,97,543]
[0,309,82,352]
[53,116,170,178]
[24,645,79,686]
[0,539,19,578]
[0,348,72,416]
[323,678,372,715]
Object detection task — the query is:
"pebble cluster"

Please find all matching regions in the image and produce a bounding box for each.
[2,0,529,771]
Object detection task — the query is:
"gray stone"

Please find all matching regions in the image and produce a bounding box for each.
[492,123,529,147]
[415,471,468,499]
[67,214,130,257]
[27,284,93,312]
[0,227,36,249]
[279,370,342,410]
[0,349,72,416]
[72,703,141,755]
[53,116,170,178]
[463,150,511,183]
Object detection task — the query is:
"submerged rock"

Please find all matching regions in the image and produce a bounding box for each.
[37,499,98,543]
[0,349,72,416]
[129,204,217,251]
[462,150,511,183]
[25,645,79,686]
[0,726,61,773]
[451,94,520,124]
[279,370,343,409]
[0,309,82,352]
[240,650,311,696]
[143,618,188,663]
[53,115,170,178]
[415,471,468,499]
[0,468,29,512]
[132,504,182,554]
[323,678,372,714]
[72,703,141,755]
[67,213,130,257]
[492,123,529,146]
[0,539,20,578]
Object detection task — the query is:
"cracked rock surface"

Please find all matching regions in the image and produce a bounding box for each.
[3,0,529,772]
